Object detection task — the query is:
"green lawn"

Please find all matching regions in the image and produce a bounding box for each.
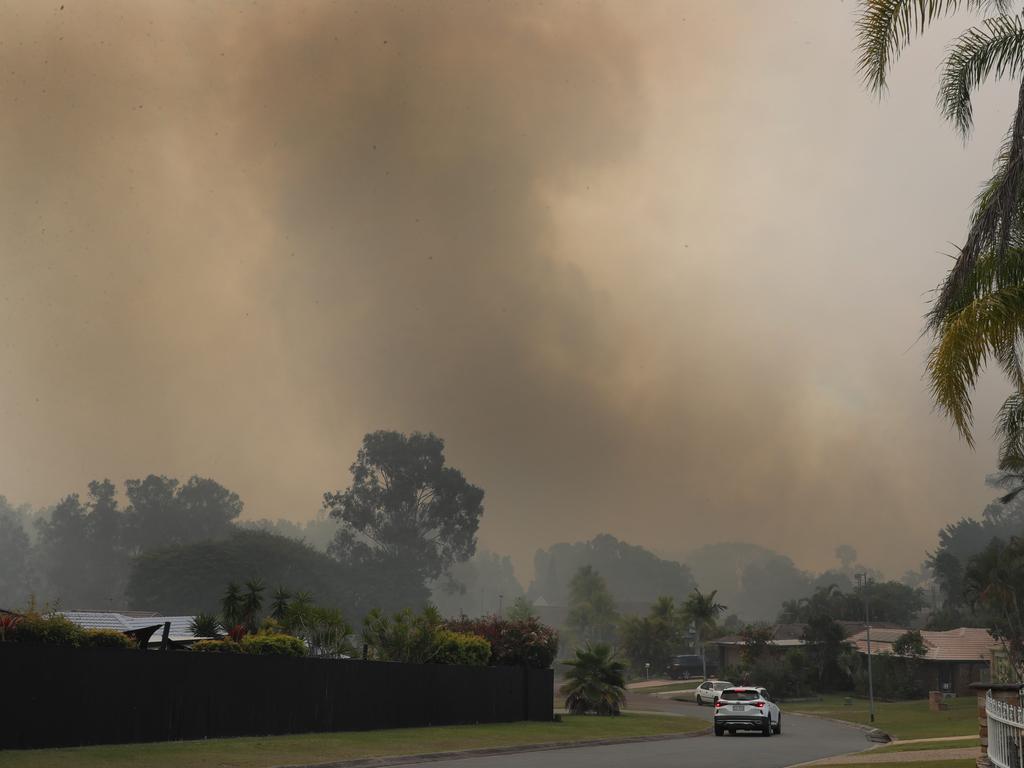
[627,682,701,695]
[871,737,980,753]
[786,695,977,740]
[0,713,708,768]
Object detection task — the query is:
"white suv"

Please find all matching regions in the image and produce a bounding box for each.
[713,687,781,736]
[694,680,733,706]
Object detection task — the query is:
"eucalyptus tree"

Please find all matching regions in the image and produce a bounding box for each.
[857,0,1024,467]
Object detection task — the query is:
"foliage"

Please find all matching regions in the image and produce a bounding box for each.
[802,613,852,691]
[227,624,248,643]
[620,614,674,676]
[192,638,241,653]
[83,628,134,648]
[127,530,380,617]
[282,598,355,658]
[529,534,695,607]
[123,474,242,552]
[0,612,21,642]
[0,502,34,608]
[433,629,491,666]
[362,605,444,663]
[190,613,222,638]
[729,648,816,700]
[739,623,774,666]
[853,650,926,700]
[560,643,627,715]
[778,581,925,626]
[240,632,307,657]
[506,596,535,622]
[965,536,1024,677]
[241,579,265,632]
[893,629,928,658]
[325,431,484,609]
[445,615,559,668]
[271,587,291,620]
[431,550,525,618]
[222,582,243,627]
[566,565,619,645]
[6,613,86,646]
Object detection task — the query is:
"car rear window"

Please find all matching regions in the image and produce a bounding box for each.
[720,689,760,701]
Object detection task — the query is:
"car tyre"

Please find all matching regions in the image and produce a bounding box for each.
[714,725,724,737]
[696,695,702,706]
[774,715,782,735]
[762,719,772,737]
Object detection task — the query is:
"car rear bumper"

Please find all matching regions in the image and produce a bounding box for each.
[714,714,768,728]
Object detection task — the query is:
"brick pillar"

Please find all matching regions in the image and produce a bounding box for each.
[971,682,1022,768]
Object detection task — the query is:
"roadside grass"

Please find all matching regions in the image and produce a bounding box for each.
[810,761,974,768]
[870,737,980,753]
[786,695,977,740]
[0,713,708,768]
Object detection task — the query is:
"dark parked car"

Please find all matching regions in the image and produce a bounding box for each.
[667,654,718,679]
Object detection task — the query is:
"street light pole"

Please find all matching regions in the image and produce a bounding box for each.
[857,573,876,724]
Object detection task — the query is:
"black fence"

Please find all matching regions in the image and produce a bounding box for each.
[0,645,554,749]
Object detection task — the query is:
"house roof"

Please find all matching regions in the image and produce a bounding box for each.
[60,611,200,642]
[847,626,996,662]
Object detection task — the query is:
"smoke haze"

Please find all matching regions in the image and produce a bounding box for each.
[0,1,1014,580]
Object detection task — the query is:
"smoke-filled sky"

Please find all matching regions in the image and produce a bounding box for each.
[1,0,1018,581]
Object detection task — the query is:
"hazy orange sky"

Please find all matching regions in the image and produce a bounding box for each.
[0,0,1016,581]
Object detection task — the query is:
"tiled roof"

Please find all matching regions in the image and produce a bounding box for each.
[61,611,200,642]
[847,626,996,662]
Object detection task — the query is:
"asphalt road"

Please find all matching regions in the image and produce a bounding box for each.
[401,693,870,768]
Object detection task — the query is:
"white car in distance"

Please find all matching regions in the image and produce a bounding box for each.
[694,680,733,706]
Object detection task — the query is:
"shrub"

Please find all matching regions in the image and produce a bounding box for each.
[84,629,134,649]
[445,616,559,668]
[362,606,443,663]
[192,639,242,653]
[240,632,307,657]
[190,613,222,638]
[8,613,86,646]
[433,630,490,666]
[0,613,21,642]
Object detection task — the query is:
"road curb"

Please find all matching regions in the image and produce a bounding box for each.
[782,713,891,768]
[273,726,713,768]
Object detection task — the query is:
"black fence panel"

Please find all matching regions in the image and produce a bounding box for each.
[0,646,554,749]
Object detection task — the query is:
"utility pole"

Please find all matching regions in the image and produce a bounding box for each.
[498,593,504,619]
[856,573,876,724]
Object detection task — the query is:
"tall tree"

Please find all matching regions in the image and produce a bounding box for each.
[682,587,726,680]
[856,0,1024,467]
[123,474,242,552]
[324,431,484,608]
[566,565,619,645]
[0,501,33,608]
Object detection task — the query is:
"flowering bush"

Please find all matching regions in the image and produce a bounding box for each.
[5,613,86,646]
[240,632,307,657]
[445,616,558,669]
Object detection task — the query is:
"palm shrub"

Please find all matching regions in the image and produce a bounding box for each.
[190,613,222,638]
[560,643,627,716]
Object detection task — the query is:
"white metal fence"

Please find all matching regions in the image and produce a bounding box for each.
[988,692,1024,768]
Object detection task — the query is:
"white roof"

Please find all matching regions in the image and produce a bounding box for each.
[61,611,201,642]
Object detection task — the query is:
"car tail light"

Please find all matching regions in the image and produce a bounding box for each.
[714,700,723,708]
[754,701,765,708]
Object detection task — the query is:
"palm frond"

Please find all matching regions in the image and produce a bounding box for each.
[856,0,1012,93]
[996,392,1024,469]
[928,283,1024,443]
[931,89,1024,330]
[940,15,1024,135]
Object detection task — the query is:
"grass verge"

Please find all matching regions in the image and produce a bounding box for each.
[628,682,700,695]
[786,695,977,740]
[0,713,707,768]
[871,737,980,753]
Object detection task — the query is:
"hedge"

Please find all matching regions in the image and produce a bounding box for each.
[433,629,490,666]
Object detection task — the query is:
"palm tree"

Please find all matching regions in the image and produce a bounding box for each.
[270,587,292,621]
[560,643,627,715]
[856,1,1024,465]
[682,588,727,680]
[242,578,265,631]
